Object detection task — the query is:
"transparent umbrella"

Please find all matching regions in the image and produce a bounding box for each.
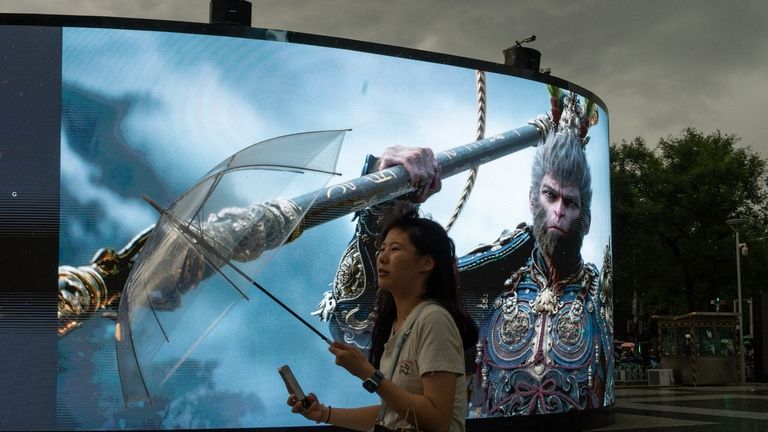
[114,130,346,403]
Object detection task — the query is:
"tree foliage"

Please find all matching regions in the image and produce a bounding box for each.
[610,128,768,337]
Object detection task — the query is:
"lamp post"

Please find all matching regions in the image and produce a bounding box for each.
[726,218,748,384]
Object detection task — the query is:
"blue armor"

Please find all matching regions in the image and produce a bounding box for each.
[473,250,614,416]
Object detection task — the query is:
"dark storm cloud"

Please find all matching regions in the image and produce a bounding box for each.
[254,0,768,155]
[1,0,767,155]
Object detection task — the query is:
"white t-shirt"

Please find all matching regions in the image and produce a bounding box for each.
[378,302,467,432]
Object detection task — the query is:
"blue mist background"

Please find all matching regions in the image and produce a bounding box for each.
[57,27,611,429]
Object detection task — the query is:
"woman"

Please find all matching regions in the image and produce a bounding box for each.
[287,208,478,432]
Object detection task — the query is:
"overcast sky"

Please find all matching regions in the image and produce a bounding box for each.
[2,0,767,158]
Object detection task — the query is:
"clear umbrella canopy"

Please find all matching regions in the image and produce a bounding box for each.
[115,130,346,403]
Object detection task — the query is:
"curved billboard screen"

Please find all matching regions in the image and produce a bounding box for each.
[0,15,612,431]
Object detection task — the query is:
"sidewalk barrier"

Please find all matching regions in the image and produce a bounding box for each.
[615,363,647,384]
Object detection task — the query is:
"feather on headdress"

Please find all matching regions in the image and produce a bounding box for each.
[546,85,599,148]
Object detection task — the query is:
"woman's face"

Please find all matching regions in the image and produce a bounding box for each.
[376,227,433,295]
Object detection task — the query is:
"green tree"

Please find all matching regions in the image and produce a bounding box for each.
[610,129,768,336]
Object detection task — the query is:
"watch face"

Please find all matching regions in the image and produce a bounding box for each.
[363,379,377,393]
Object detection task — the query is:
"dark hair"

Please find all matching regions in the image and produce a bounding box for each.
[369,204,479,368]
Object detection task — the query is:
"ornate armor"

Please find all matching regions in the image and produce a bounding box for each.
[312,156,387,348]
[321,203,381,348]
[473,250,614,416]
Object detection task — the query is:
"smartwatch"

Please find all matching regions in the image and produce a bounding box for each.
[363,370,384,393]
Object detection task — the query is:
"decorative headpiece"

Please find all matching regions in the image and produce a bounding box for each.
[547,85,599,148]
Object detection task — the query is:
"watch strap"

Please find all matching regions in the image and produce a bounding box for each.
[363,369,384,392]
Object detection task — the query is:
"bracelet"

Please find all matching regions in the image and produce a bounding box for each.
[325,406,332,424]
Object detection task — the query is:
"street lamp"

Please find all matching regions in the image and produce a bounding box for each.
[726,218,748,384]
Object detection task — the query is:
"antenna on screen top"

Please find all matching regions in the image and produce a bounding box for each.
[209,0,252,26]
[503,34,550,74]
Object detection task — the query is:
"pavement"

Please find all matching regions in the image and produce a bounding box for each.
[588,384,768,432]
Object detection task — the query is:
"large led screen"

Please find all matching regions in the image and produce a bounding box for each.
[1,17,611,431]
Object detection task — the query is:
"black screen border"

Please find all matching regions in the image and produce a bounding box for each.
[0,13,607,113]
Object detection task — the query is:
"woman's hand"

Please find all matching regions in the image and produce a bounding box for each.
[286,392,325,423]
[329,341,376,380]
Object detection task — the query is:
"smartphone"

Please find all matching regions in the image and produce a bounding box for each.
[278,365,309,408]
